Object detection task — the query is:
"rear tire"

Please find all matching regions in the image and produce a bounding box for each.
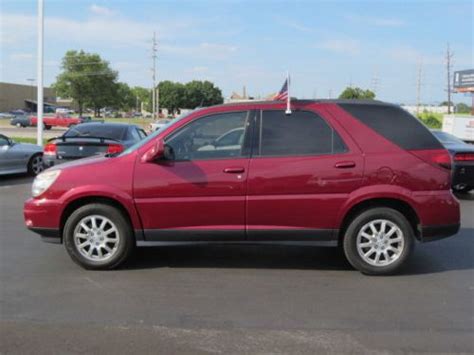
[27,153,44,176]
[63,204,135,270]
[44,125,52,130]
[343,207,414,275]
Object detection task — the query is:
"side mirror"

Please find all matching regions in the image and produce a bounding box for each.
[141,138,165,163]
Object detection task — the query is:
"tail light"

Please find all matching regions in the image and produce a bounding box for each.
[106,143,124,154]
[43,143,57,156]
[454,153,474,162]
[409,149,452,170]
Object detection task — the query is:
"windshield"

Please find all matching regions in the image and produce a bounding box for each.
[119,110,197,156]
[431,131,465,145]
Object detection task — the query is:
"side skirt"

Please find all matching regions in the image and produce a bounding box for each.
[137,229,339,247]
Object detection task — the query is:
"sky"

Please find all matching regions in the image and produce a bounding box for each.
[1,0,473,104]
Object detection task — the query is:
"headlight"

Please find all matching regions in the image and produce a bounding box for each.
[32,170,61,197]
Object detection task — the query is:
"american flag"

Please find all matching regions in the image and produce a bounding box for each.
[273,78,289,101]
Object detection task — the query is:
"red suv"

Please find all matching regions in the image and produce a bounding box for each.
[24,100,460,274]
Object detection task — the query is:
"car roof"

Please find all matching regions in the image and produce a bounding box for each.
[212,99,397,109]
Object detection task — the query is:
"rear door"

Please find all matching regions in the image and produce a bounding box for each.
[246,107,363,242]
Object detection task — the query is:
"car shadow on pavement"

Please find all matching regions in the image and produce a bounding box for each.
[127,244,354,271]
[454,191,474,201]
[0,173,33,187]
[124,229,474,275]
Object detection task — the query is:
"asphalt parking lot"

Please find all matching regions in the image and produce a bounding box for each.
[0,175,473,354]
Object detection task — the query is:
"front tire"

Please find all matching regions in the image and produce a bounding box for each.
[343,208,414,275]
[63,204,135,270]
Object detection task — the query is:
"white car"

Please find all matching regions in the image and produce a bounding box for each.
[149,119,172,131]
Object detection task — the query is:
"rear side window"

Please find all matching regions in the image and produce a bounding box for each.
[339,104,443,150]
[257,110,347,157]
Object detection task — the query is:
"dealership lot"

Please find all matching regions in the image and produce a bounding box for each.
[0,175,473,353]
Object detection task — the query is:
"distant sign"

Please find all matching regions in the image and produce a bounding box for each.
[453,69,474,93]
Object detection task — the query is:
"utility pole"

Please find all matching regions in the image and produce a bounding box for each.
[37,0,44,146]
[151,32,157,119]
[445,43,454,114]
[371,70,379,96]
[416,61,423,115]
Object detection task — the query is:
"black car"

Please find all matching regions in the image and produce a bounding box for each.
[43,122,147,168]
[432,130,474,193]
[10,115,31,127]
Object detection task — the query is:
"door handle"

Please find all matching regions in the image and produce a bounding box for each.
[335,161,356,169]
[223,167,245,174]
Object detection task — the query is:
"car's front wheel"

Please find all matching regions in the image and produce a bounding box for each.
[343,207,414,275]
[63,204,134,270]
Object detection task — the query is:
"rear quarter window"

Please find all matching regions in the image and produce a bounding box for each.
[339,104,443,150]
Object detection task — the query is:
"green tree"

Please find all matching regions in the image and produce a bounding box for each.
[338,87,376,100]
[183,80,224,109]
[455,102,470,114]
[158,81,185,114]
[114,82,136,111]
[53,50,118,116]
[132,86,152,112]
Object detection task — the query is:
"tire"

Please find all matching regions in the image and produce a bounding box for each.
[343,207,414,275]
[44,125,52,130]
[16,122,21,128]
[27,153,44,176]
[63,203,135,270]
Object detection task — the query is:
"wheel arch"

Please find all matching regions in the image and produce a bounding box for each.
[338,197,421,246]
[60,196,138,242]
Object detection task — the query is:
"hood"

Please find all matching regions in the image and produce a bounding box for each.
[48,155,108,172]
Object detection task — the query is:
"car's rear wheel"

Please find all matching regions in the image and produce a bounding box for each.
[27,154,44,176]
[63,204,134,270]
[343,207,414,275]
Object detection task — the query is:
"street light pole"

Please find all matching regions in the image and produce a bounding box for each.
[37,0,44,146]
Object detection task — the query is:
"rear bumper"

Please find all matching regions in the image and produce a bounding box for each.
[452,163,474,188]
[420,223,460,242]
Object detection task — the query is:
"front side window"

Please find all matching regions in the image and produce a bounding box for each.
[166,111,249,161]
[257,110,347,157]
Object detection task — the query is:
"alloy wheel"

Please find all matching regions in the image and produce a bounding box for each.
[356,219,405,267]
[73,215,120,262]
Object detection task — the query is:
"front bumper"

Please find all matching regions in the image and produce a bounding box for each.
[24,198,62,243]
[28,227,61,243]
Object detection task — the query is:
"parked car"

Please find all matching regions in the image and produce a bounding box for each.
[24,100,460,274]
[0,134,43,176]
[149,119,171,131]
[431,130,474,193]
[42,122,147,168]
[30,114,82,130]
[10,115,31,127]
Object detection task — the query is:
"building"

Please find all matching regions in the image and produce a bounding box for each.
[0,82,56,112]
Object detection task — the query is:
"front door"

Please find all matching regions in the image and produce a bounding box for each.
[133,110,253,241]
[246,108,363,242]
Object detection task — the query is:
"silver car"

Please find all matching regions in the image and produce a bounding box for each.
[0,134,44,176]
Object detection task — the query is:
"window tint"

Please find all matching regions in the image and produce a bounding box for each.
[0,135,9,146]
[339,104,443,150]
[65,124,126,140]
[258,110,347,157]
[128,128,142,141]
[166,111,249,160]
